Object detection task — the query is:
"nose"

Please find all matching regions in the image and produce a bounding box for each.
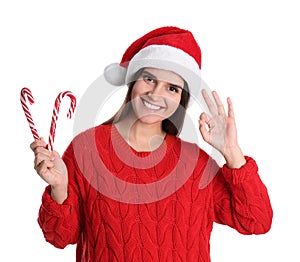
[148,82,165,97]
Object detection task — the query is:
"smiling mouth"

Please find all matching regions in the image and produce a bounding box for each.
[141,98,163,110]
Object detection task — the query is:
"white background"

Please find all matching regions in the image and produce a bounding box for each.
[1,0,299,261]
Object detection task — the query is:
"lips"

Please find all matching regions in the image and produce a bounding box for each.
[141,98,164,111]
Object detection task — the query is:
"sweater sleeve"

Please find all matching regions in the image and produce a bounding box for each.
[37,143,83,249]
[212,156,273,235]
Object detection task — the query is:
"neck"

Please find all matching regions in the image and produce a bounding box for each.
[115,115,166,152]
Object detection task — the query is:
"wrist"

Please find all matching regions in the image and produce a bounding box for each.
[223,146,246,169]
[51,185,68,204]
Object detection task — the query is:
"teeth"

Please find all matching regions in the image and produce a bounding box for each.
[143,100,161,110]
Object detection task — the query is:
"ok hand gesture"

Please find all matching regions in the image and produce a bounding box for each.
[199,90,246,169]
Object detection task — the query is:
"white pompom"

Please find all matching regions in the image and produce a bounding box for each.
[104,63,127,86]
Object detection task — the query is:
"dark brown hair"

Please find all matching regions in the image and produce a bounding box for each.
[103,70,190,136]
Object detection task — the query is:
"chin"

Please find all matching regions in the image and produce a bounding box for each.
[136,114,165,125]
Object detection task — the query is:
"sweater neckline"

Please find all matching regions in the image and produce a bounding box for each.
[109,124,176,169]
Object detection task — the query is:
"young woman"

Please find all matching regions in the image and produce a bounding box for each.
[30,26,273,261]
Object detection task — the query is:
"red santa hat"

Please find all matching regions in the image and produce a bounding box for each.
[104,26,202,101]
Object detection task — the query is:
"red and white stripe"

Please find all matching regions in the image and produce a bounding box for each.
[20,87,40,140]
[48,91,76,151]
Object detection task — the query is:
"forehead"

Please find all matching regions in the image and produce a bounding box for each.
[142,68,184,87]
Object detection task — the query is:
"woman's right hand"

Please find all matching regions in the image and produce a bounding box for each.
[30,138,68,204]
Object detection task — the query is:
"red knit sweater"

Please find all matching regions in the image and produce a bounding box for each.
[38,124,272,261]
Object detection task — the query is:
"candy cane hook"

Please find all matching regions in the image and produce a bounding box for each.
[48,91,76,151]
[20,87,40,140]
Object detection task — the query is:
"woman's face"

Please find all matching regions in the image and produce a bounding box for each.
[130,68,184,125]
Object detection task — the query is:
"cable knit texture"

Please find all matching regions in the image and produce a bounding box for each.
[38,124,273,261]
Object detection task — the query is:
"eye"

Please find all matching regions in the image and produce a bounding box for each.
[168,85,180,93]
[142,74,155,84]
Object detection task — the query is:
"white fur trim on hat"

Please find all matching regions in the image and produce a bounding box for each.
[104,44,202,102]
[126,45,202,100]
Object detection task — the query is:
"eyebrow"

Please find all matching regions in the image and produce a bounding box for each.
[142,70,184,90]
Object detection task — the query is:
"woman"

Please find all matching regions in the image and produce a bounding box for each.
[30,26,273,261]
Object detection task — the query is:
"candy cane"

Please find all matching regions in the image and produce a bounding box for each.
[48,91,76,151]
[20,87,40,140]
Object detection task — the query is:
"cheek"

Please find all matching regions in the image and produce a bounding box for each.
[165,94,183,116]
[130,88,137,100]
[131,83,143,100]
[167,95,181,108]
[130,86,143,114]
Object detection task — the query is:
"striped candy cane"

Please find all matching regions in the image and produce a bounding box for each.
[48,91,76,151]
[20,87,40,140]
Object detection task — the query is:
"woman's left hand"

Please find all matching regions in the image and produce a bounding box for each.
[199,89,246,168]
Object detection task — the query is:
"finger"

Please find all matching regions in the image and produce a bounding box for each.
[227,97,235,119]
[212,91,226,116]
[34,148,53,169]
[201,89,217,115]
[34,146,52,157]
[199,113,210,143]
[50,150,61,160]
[199,111,216,130]
[199,112,210,124]
[36,159,55,176]
[34,153,51,169]
[30,137,47,151]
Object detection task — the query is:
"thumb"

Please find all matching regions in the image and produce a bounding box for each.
[39,137,48,148]
[50,150,61,161]
[199,113,210,143]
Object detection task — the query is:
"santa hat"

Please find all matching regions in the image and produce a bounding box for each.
[104,26,202,101]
